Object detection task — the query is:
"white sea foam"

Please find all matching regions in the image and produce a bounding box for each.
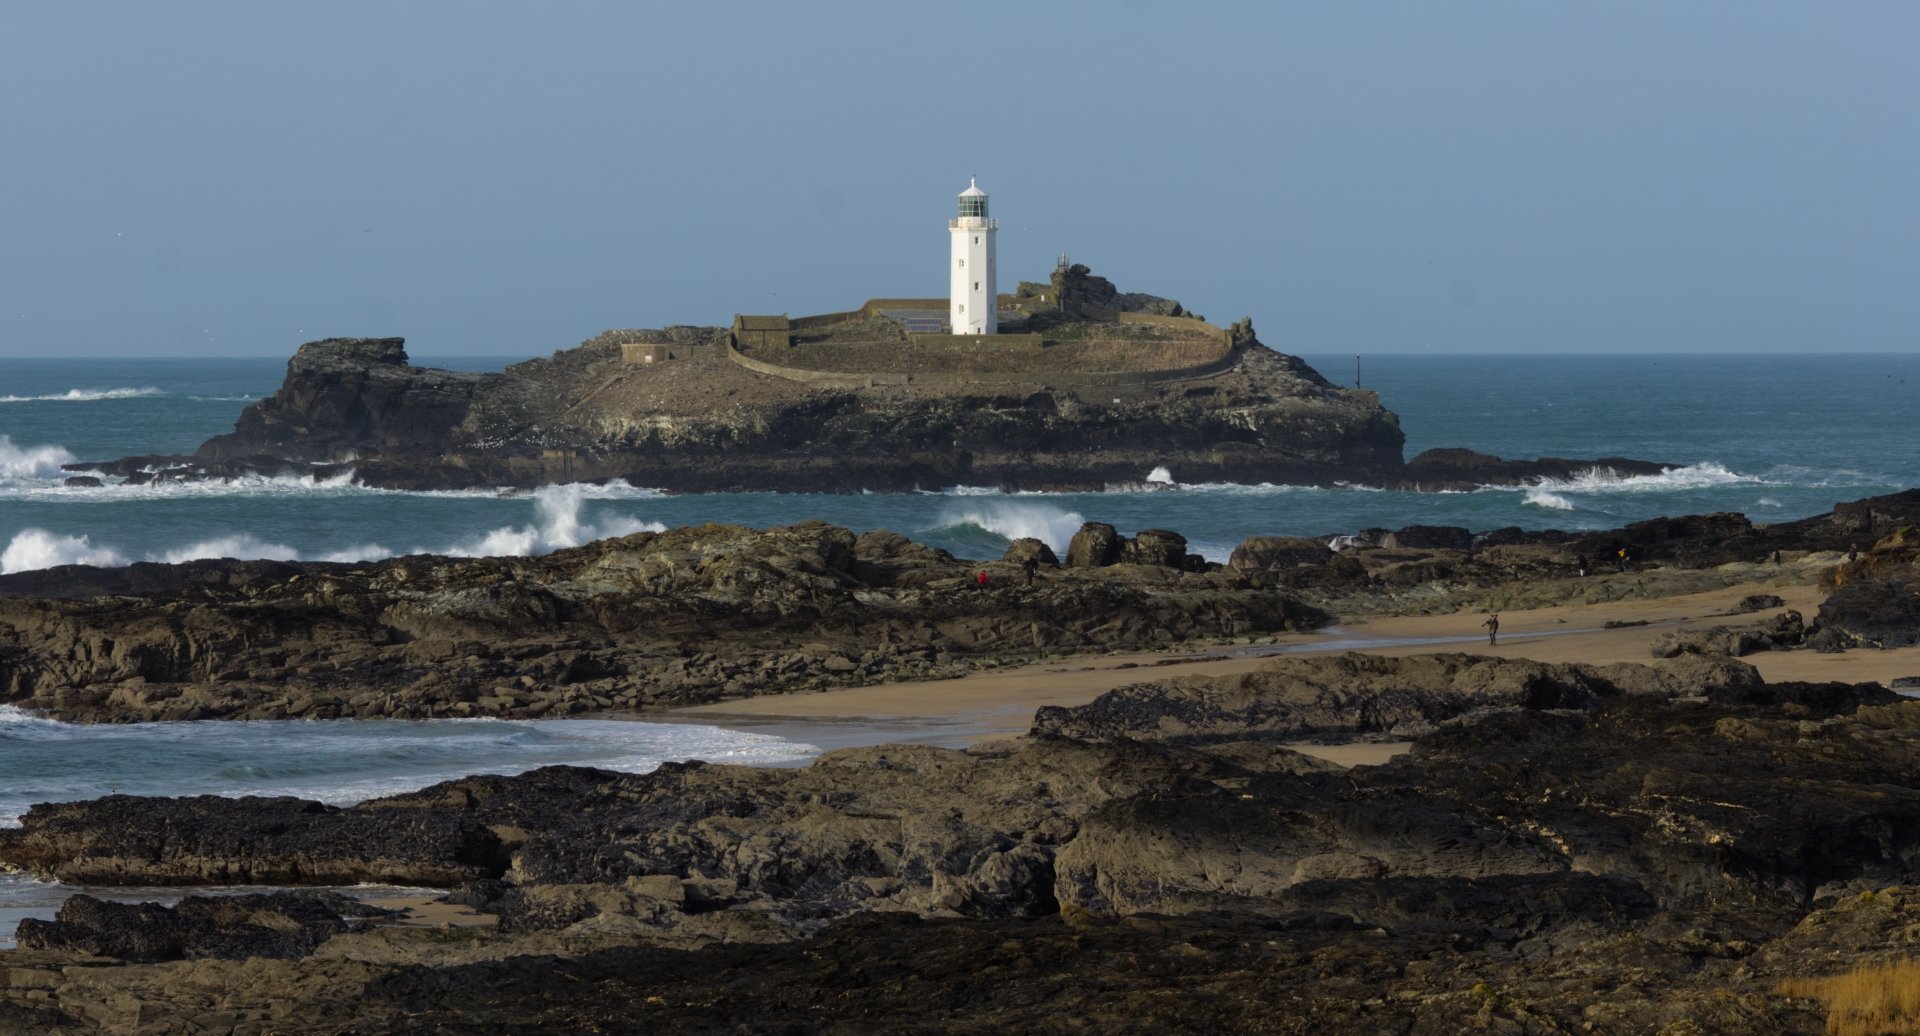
[0,529,129,574]
[0,705,65,728]
[446,483,665,557]
[1167,481,1325,496]
[1523,487,1577,511]
[1528,461,1761,494]
[938,500,1086,550]
[0,436,77,479]
[0,387,162,403]
[1145,465,1175,485]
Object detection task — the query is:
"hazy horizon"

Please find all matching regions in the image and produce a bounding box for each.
[3,2,1916,360]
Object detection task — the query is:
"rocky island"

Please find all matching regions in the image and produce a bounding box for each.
[67,265,1668,493]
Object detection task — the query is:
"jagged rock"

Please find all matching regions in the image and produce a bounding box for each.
[1818,579,1920,648]
[0,521,1331,722]
[1734,593,1787,613]
[1650,611,1807,658]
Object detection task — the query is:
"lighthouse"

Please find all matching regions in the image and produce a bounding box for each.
[949,177,997,334]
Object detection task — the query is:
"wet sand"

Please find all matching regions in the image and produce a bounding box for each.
[673,576,1920,766]
[359,894,497,928]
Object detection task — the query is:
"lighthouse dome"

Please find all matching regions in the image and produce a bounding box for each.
[957,177,988,219]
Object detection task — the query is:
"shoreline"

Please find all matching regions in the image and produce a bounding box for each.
[671,575,1920,761]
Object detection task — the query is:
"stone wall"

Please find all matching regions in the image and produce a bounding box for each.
[904,332,1045,352]
[725,333,1243,392]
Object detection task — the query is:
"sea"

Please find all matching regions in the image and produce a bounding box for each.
[1,350,1916,943]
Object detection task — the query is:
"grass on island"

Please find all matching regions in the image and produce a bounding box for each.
[1778,959,1920,1035]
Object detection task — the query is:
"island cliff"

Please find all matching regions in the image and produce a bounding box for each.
[72,273,1669,492]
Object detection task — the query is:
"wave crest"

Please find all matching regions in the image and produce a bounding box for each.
[1532,461,1760,493]
[0,436,77,479]
[1523,487,1577,511]
[0,387,162,403]
[0,529,129,574]
[448,484,666,557]
[934,500,1086,550]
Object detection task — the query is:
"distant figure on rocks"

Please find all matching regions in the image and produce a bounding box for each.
[1772,549,1782,565]
[977,570,989,590]
[1849,543,1860,563]
[1022,557,1038,587]
[1615,548,1629,573]
[1483,613,1500,646]
[1576,553,1588,578]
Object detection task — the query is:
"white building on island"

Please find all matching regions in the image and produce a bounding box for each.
[948,177,997,335]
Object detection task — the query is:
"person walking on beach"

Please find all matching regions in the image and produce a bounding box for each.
[1483,613,1499,646]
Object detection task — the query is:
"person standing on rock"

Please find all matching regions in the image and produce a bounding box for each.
[977,569,989,590]
[1483,613,1499,646]
[1615,547,1629,573]
[1576,553,1588,578]
[1022,557,1038,587]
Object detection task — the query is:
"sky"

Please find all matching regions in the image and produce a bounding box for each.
[1,2,1915,358]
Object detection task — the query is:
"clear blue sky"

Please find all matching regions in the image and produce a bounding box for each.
[2,2,1915,358]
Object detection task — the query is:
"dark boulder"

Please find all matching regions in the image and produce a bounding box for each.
[1066,522,1124,568]
[1381,525,1473,551]
[1120,529,1191,569]
[1000,537,1059,566]
[1229,535,1332,572]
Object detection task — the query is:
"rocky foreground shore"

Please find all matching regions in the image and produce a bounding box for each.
[4,649,1920,1033]
[1,492,1918,1032]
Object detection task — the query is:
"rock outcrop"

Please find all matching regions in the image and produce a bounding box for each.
[0,521,1328,722]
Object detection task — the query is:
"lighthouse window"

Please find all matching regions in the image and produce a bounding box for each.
[974,282,980,291]
[958,259,964,268]
[973,236,979,244]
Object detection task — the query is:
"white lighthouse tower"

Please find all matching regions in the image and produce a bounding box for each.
[949,177,997,335]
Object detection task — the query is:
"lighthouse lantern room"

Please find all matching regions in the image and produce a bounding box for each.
[948,177,997,335]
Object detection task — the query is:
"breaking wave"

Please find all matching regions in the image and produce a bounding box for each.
[0,529,129,574]
[1522,488,1577,511]
[1526,461,1762,493]
[0,387,162,403]
[448,484,665,557]
[0,436,77,480]
[933,500,1086,551]
[0,483,665,574]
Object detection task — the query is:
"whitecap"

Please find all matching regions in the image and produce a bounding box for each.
[1523,487,1577,511]
[0,387,162,404]
[1145,465,1175,485]
[0,529,129,574]
[1528,461,1764,494]
[934,500,1086,551]
[0,436,76,479]
[446,483,666,557]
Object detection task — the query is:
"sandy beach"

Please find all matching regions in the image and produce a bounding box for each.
[673,574,1920,763]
